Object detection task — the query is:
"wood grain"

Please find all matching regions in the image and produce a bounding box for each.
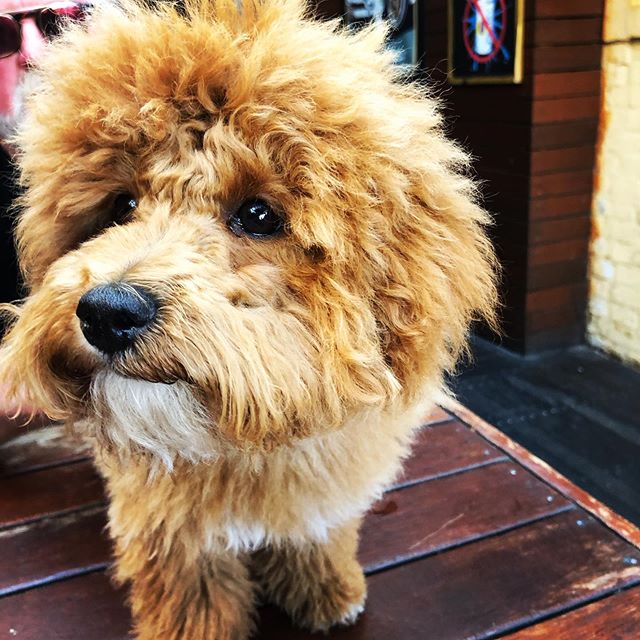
[532,120,598,151]
[0,424,90,478]
[360,461,571,572]
[449,401,640,548]
[0,508,111,596]
[0,460,105,529]
[530,146,596,175]
[533,71,601,99]
[530,193,593,220]
[528,258,588,292]
[258,510,640,640]
[530,170,594,198]
[394,420,507,488]
[505,587,640,638]
[0,571,132,640]
[535,0,604,18]
[529,216,591,245]
[532,96,600,125]
[533,18,603,46]
[533,45,602,73]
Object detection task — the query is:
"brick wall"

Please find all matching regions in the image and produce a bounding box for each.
[588,0,640,365]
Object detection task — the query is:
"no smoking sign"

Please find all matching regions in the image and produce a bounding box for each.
[448,0,524,84]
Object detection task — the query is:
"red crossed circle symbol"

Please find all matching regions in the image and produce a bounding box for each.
[462,0,507,64]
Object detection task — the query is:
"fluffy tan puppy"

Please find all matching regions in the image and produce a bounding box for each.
[0,0,497,637]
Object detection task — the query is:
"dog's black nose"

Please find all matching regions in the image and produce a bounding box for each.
[76,283,158,355]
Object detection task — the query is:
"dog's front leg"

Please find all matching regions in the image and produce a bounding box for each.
[252,518,366,632]
[113,532,255,640]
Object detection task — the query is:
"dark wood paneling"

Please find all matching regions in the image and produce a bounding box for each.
[531,146,596,174]
[505,588,640,638]
[395,420,507,488]
[527,283,588,312]
[0,424,89,478]
[360,461,571,572]
[418,0,603,353]
[532,120,598,150]
[0,461,105,529]
[533,45,602,73]
[527,304,585,333]
[530,238,590,266]
[532,96,600,124]
[530,170,594,198]
[258,511,640,640]
[528,258,589,291]
[535,0,604,18]
[530,192,593,220]
[529,216,591,245]
[533,70,601,99]
[0,508,111,596]
[533,18,603,46]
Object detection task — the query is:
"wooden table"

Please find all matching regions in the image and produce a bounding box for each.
[1,403,639,639]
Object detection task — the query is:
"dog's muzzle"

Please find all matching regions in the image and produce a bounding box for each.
[76,283,158,355]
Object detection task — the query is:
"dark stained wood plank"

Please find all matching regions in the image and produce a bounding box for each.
[533,18,603,46]
[505,587,640,638]
[0,424,90,478]
[527,283,587,313]
[450,401,640,547]
[258,511,640,640]
[0,508,111,596]
[0,461,105,529]
[529,216,591,245]
[533,45,602,73]
[527,305,585,333]
[532,120,598,150]
[532,96,600,124]
[0,571,132,640]
[0,412,52,446]
[530,192,593,220]
[531,146,596,175]
[530,170,594,198]
[533,71,601,99]
[530,238,590,266]
[394,420,507,488]
[528,258,588,291]
[360,461,572,572]
[535,0,604,18]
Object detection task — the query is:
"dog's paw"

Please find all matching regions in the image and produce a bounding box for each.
[336,594,367,626]
[297,587,367,633]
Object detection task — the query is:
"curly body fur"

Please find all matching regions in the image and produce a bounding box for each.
[0,1,497,637]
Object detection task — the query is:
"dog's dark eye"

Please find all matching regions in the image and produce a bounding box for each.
[228,199,283,238]
[112,193,137,225]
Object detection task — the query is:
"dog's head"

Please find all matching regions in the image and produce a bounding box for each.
[0,0,496,464]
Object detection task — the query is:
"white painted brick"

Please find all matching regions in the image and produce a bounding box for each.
[588,13,640,365]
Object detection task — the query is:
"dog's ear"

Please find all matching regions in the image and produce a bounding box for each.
[370,111,499,400]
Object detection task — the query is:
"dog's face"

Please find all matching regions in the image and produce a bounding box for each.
[0,0,496,463]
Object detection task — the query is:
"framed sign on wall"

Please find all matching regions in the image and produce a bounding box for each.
[448,0,524,84]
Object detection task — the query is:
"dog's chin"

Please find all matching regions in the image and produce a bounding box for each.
[89,369,219,471]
